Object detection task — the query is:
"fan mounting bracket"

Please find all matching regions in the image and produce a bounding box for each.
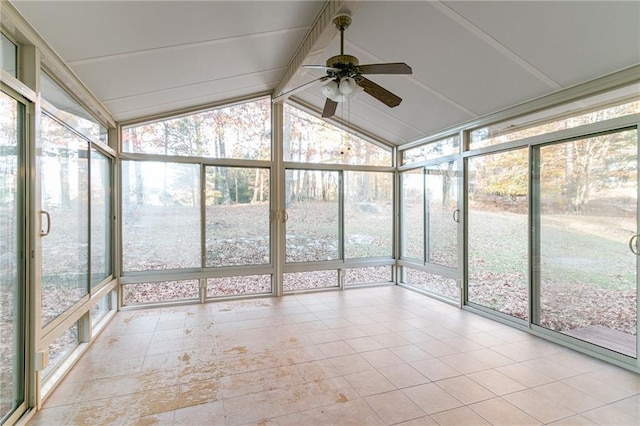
[333,13,352,31]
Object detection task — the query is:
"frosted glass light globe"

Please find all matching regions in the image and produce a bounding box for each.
[339,77,357,95]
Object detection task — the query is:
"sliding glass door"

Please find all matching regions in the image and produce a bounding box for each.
[534,129,638,358]
[0,91,25,423]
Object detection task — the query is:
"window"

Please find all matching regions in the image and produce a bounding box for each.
[467,149,529,320]
[122,280,200,305]
[400,169,424,261]
[91,149,112,285]
[285,170,339,263]
[284,104,392,166]
[470,91,640,149]
[40,114,89,326]
[0,91,25,422]
[402,135,459,165]
[205,167,270,267]
[41,72,105,143]
[0,33,17,77]
[122,98,271,160]
[344,171,393,259]
[121,161,201,272]
[43,322,79,379]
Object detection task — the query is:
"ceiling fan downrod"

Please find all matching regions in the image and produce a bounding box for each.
[326,14,358,71]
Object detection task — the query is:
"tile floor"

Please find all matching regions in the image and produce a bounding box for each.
[29,286,640,425]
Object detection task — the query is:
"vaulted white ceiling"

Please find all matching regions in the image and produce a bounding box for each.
[11,1,640,146]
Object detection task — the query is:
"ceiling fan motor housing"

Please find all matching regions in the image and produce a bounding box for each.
[326,54,359,69]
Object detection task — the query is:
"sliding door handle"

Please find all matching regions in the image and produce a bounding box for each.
[40,210,51,236]
[452,209,460,223]
[629,234,639,255]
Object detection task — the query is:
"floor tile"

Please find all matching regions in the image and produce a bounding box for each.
[328,353,374,375]
[561,373,634,403]
[410,358,461,381]
[580,404,639,426]
[468,397,540,425]
[439,352,489,374]
[402,383,463,415]
[395,415,438,425]
[503,388,575,424]
[306,376,360,406]
[388,344,431,363]
[345,336,384,352]
[495,362,555,387]
[378,363,430,389]
[436,376,495,405]
[548,414,597,425]
[360,348,404,368]
[534,381,605,412]
[430,406,492,425]
[464,348,515,368]
[296,359,341,382]
[316,340,356,358]
[610,394,640,418]
[323,398,384,425]
[365,389,426,424]
[271,407,333,425]
[344,370,396,397]
[467,369,526,395]
[172,401,224,425]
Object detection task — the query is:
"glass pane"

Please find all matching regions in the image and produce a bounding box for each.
[1,33,17,77]
[43,322,79,379]
[402,135,459,165]
[205,167,270,267]
[467,149,529,320]
[91,293,111,328]
[470,95,640,149]
[90,149,111,286]
[284,104,392,166]
[41,72,105,143]
[122,98,271,160]
[41,114,89,326]
[344,172,393,259]
[400,169,424,261]
[403,268,459,300]
[427,162,458,268]
[122,280,199,305]
[206,275,272,297]
[0,91,24,420]
[121,161,200,272]
[285,170,339,262]
[283,270,338,292]
[344,266,392,286]
[537,131,637,358]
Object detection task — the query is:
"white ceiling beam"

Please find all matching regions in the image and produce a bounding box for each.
[273,0,360,100]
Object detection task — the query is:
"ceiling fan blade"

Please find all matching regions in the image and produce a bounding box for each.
[302,65,340,72]
[356,77,402,108]
[272,75,330,103]
[358,63,412,75]
[322,98,339,118]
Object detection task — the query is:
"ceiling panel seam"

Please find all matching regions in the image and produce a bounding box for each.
[110,82,278,119]
[66,27,311,66]
[432,1,563,91]
[100,67,285,103]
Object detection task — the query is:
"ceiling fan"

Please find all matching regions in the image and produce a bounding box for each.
[277,13,412,118]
